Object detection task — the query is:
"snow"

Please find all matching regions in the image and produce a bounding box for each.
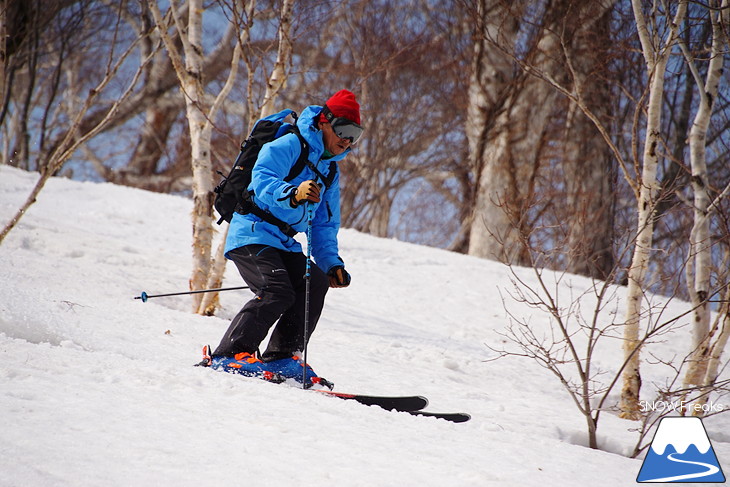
[1,165,728,486]
[651,418,712,455]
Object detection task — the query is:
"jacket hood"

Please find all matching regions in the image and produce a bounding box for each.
[297,105,351,162]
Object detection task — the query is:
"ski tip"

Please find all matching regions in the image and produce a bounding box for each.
[453,413,471,423]
[408,411,471,423]
[419,395,429,408]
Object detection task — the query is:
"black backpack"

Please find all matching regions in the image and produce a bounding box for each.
[213,109,337,236]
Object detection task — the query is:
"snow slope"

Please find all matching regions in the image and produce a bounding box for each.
[1,165,728,486]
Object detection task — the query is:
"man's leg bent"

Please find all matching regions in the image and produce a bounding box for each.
[213,245,296,357]
[262,252,329,360]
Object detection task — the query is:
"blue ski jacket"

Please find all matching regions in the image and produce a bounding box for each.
[225,105,348,273]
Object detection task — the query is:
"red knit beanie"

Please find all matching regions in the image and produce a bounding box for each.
[320,89,361,125]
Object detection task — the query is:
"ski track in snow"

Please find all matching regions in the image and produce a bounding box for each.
[1,166,728,486]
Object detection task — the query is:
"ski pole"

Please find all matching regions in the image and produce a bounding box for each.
[134,286,250,303]
[302,201,314,388]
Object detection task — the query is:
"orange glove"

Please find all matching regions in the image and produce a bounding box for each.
[291,180,321,206]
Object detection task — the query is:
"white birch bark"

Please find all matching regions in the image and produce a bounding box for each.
[466,0,532,264]
[690,180,730,412]
[681,0,727,389]
[467,1,613,270]
[259,0,293,119]
[620,0,687,420]
[196,41,243,315]
[149,0,244,313]
[697,291,730,413]
[181,0,215,312]
[696,1,730,411]
[149,0,210,311]
[197,0,294,315]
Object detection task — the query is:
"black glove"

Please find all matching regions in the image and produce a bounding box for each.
[327,266,351,288]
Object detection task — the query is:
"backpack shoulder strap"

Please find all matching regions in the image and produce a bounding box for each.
[302,159,337,188]
[284,126,310,182]
[281,124,338,188]
[322,161,338,188]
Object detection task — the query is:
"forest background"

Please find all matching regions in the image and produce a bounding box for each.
[2,0,730,424]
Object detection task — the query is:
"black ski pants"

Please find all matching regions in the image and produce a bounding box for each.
[213,244,329,360]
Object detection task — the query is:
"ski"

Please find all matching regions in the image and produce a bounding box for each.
[316,390,471,423]
[316,390,429,412]
[197,347,470,422]
[407,410,471,423]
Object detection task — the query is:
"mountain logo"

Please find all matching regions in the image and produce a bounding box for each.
[637,417,726,483]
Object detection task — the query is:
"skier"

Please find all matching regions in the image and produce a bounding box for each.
[208,90,363,384]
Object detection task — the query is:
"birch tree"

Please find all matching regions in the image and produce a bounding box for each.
[198,0,295,316]
[148,0,241,314]
[696,262,730,413]
[465,0,616,275]
[466,0,729,421]
[258,0,294,119]
[559,9,615,280]
[466,0,537,265]
[620,0,687,420]
[680,0,728,394]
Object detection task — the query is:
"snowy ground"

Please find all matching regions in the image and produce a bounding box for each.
[1,165,728,486]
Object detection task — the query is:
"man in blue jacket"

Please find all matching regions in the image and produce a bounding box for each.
[209,90,363,384]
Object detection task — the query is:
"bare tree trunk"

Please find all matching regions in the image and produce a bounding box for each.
[467,0,614,272]
[198,0,293,315]
[562,8,615,280]
[367,192,392,238]
[148,0,241,314]
[0,0,7,108]
[563,108,615,279]
[181,0,214,312]
[259,0,293,118]
[197,233,229,316]
[191,34,242,315]
[620,0,687,420]
[681,0,727,389]
[696,281,730,413]
[698,0,730,404]
[466,0,529,264]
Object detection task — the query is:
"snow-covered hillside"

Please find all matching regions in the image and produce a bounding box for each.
[1,165,727,486]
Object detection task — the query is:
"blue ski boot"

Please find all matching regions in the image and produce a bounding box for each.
[197,345,283,382]
[264,354,333,389]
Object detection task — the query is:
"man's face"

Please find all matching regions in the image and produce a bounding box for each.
[321,122,351,156]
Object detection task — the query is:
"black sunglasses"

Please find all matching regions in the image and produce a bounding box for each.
[322,105,364,144]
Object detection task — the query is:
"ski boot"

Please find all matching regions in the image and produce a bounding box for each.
[263,354,334,389]
[196,345,284,383]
